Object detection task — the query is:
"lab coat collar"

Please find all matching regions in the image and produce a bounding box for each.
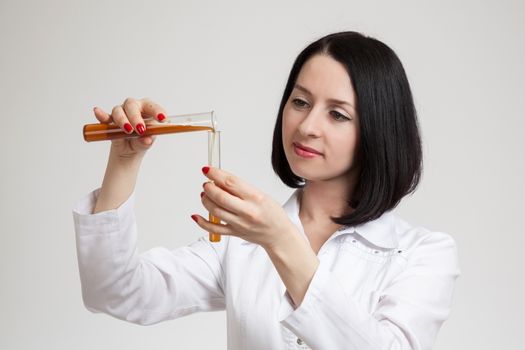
[351,210,399,249]
[283,189,399,250]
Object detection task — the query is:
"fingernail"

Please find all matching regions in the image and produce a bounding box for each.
[191,214,199,223]
[157,113,166,121]
[202,166,210,174]
[200,191,205,198]
[136,123,145,135]
[124,123,133,133]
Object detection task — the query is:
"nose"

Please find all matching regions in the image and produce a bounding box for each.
[297,108,323,138]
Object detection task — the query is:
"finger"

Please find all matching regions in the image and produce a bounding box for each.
[138,135,156,147]
[202,181,247,216]
[201,190,239,224]
[93,106,112,124]
[122,97,146,135]
[202,167,255,201]
[111,105,134,134]
[138,97,168,122]
[191,214,233,236]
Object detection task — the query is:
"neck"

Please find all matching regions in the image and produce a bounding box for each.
[298,178,357,225]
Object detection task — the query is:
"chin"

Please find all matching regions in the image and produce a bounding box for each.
[288,165,321,182]
[291,162,357,184]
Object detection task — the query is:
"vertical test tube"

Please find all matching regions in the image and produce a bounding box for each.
[208,130,221,242]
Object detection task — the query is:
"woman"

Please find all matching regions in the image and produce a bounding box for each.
[73,31,460,349]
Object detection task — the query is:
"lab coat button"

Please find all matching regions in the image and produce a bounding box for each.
[297,338,304,345]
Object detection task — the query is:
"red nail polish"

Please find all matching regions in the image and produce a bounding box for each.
[136,123,145,135]
[191,214,199,223]
[200,192,205,198]
[124,123,133,133]
[202,166,210,174]
[157,113,166,121]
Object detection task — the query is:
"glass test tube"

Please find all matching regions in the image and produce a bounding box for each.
[83,111,217,142]
[83,109,221,243]
[208,130,221,242]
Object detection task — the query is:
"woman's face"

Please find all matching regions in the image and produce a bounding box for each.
[282,54,360,185]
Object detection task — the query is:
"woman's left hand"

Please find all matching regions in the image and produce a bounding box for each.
[192,166,299,251]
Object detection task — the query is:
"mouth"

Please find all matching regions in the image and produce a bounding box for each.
[293,142,323,158]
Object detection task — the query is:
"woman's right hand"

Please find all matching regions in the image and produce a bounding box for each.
[93,97,168,160]
[92,97,168,213]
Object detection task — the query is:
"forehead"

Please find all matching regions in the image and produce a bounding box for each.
[294,54,356,104]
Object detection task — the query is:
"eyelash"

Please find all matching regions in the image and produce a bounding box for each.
[292,98,309,108]
[291,98,351,121]
[330,110,350,121]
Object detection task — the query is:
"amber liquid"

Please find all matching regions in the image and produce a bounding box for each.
[83,122,213,142]
[208,215,220,242]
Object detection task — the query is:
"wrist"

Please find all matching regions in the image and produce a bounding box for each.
[263,226,304,255]
[108,149,144,169]
[265,225,307,257]
[93,151,143,214]
[109,139,146,157]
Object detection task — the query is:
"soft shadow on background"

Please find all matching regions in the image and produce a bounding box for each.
[1,0,523,349]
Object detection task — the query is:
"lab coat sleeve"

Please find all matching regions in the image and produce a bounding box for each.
[72,188,226,325]
[278,232,460,350]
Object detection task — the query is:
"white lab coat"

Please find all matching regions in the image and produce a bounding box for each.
[72,188,460,350]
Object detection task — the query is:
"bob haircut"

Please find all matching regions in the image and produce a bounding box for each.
[271,31,422,227]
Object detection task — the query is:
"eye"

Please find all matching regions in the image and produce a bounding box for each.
[330,110,351,121]
[291,98,309,108]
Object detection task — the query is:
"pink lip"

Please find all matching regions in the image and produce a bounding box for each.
[293,142,323,156]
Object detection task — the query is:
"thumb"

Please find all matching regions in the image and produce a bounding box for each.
[130,136,155,152]
[134,135,156,149]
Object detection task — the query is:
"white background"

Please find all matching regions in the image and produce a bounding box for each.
[1,0,523,349]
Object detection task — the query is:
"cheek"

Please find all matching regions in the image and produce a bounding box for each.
[330,131,359,165]
[281,106,295,141]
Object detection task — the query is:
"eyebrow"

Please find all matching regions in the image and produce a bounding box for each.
[293,84,356,111]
